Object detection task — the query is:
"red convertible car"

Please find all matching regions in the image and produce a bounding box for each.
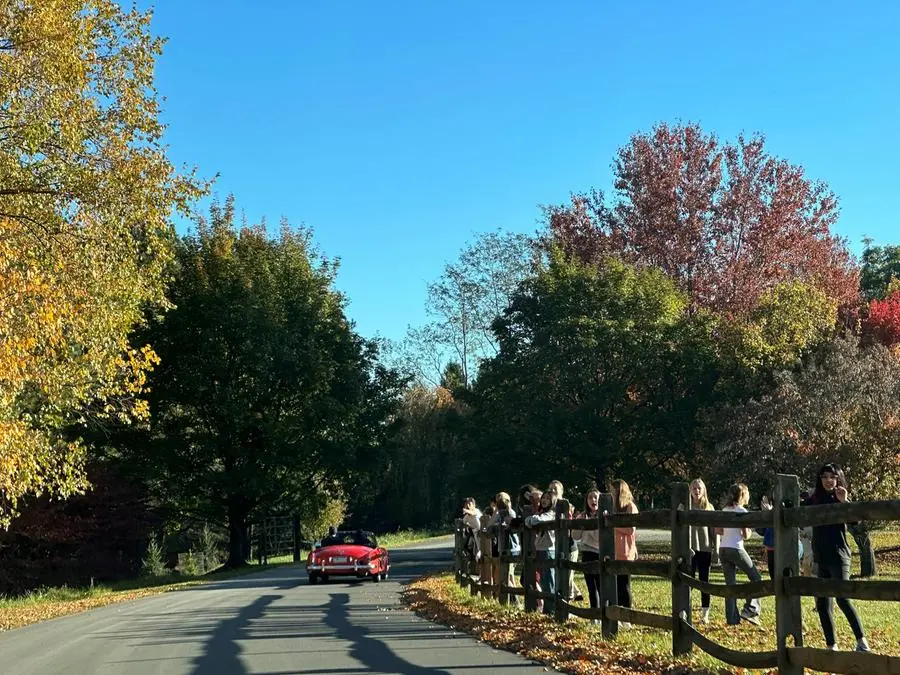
[306,530,390,584]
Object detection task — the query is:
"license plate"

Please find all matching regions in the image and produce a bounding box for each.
[331,556,348,563]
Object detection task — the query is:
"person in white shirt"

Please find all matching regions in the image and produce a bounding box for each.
[573,489,601,612]
[461,497,482,574]
[715,483,763,626]
[525,490,557,615]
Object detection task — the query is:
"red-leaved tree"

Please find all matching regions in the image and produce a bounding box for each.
[864,290,900,347]
[548,122,859,316]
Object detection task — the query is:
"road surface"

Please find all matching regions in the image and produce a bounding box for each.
[0,536,548,675]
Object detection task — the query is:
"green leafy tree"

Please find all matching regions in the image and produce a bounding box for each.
[115,198,402,566]
[860,241,900,301]
[714,281,838,401]
[0,0,205,525]
[473,251,717,499]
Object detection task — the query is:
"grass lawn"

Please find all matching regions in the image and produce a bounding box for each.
[406,528,900,674]
[378,526,453,549]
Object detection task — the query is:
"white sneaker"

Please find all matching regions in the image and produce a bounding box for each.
[619,621,632,629]
[739,608,760,625]
[700,607,710,624]
[856,637,871,652]
[827,644,838,651]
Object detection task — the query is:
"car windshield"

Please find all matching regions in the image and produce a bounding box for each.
[319,530,378,547]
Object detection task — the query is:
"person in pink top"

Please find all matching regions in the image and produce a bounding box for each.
[609,479,638,618]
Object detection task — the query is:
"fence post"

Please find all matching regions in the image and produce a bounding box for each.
[292,515,301,562]
[478,529,490,598]
[774,473,803,675]
[523,526,537,612]
[555,499,570,623]
[453,521,460,585]
[671,482,692,656]
[598,492,617,638]
[499,522,510,606]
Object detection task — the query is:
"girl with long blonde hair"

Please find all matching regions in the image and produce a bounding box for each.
[689,478,717,624]
[609,479,638,615]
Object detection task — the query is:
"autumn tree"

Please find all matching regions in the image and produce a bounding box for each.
[349,384,466,530]
[0,1,204,525]
[548,122,858,317]
[701,333,900,502]
[111,200,402,567]
[862,290,900,348]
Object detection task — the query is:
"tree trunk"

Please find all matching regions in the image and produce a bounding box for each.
[226,500,250,568]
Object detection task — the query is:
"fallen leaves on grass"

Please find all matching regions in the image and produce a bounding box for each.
[401,573,730,675]
[0,582,199,632]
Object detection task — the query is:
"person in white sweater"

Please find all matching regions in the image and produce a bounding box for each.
[461,497,482,573]
[573,489,601,611]
[525,490,557,615]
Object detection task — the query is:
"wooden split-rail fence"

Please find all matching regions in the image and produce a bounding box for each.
[452,474,900,675]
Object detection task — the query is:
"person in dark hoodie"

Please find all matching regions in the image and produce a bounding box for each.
[805,463,871,652]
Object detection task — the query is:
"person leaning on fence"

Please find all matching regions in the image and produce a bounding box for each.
[461,497,482,574]
[715,483,763,626]
[490,491,519,604]
[548,479,584,602]
[517,486,540,594]
[573,488,601,615]
[524,489,557,615]
[479,505,496,593]
[609,479,638,625]
[689,478,717,625]
[805,463,871,653]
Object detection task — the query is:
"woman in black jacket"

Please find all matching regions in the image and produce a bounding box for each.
[807,463,871,652]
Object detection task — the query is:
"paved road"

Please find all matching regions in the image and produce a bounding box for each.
[0,537,548,675]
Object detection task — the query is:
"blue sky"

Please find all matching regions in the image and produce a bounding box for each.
[149,1,899,343]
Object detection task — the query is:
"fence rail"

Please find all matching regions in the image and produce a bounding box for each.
[452,473,900,675]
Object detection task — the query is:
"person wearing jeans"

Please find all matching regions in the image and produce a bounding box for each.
[719,546,763,624]
[716,483,762,626]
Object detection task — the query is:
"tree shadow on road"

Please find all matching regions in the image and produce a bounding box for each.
[324,592,452,674]
[190,593,282,674]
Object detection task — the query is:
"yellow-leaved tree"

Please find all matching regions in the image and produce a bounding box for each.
[0,1,205,525]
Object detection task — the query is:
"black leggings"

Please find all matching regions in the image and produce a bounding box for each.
[581,550,601,609]
[816,557,865,645]
[617,574,632,609]
[691,550,712,608]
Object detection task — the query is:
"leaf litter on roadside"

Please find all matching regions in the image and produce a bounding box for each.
[401,573,753,675]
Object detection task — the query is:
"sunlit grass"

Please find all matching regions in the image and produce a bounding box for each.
[429,527,900,674]
[378,526,452,549]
